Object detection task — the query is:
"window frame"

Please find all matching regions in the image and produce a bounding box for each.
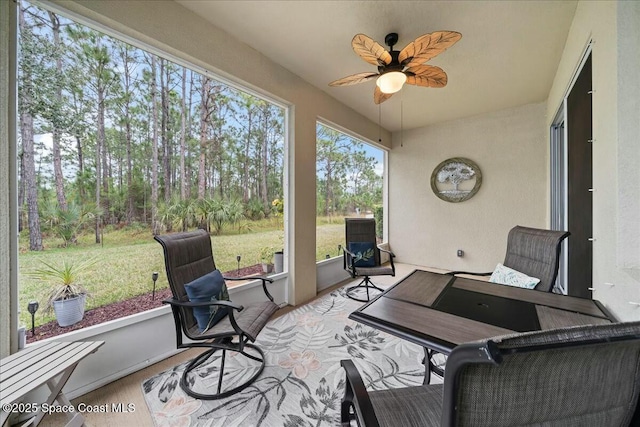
[315,118,390,255]
[13,0,292,340]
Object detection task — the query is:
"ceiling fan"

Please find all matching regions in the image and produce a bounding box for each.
[329,31,462,104]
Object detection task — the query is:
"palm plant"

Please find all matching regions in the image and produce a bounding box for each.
[193,198,213,232]
[167,198,195,232]
[225,199,245,231]
[204,198,247,235]
[207,198,227,235]
[41,200,98,247]
[29,258,95,312]
[244,198,266,220]
[156,201,174,232]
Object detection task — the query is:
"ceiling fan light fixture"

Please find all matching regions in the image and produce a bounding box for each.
[330,31,461,103]
[376,71,406,94]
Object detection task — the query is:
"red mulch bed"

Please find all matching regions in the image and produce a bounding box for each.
[27,264,266,344]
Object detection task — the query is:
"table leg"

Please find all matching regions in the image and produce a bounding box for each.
[422,348,431,385]
[31,363,86,427]
[423,348,447,385]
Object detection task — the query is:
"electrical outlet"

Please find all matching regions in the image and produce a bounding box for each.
[457,249,464,257]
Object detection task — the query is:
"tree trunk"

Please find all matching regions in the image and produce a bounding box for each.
[21,112,42,251]
[17,152,25,232]
[198,76,209,199]
[48,11,68,211]
[121,46,134,223]
[185,71,194,199]
[186,69,194,199]
[73,85,85,202]
[18,6,42,251]
[100,110,109,226]
[161,59,171,204]
[260,106,269,210]
[180,67,187,200]
[95,36,109,231]
[75,133,85,200]
[242,109,252,203]
[325,161,333,216]
[151,55,159,235]
[95,85,104,243]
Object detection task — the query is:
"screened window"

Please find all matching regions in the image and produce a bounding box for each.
[315,122,385,260]
[17,0,286,342]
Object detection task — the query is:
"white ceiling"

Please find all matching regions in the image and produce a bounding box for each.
[177,1,577,132]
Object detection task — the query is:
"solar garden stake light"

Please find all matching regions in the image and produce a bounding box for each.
[152,271,159,300]
[27,301,39,336]
[236,255,241,275]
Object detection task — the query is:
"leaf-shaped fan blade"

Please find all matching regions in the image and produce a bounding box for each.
[374,86,394,104]
[405,65,448,88]
[329,72,379,87]
[399,31,462,68]
[352,34,392,66]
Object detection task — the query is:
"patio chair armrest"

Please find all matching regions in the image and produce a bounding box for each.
[162,297,244,312]
[224,275,276,302]
[343,247,357,258]
[377,246,395,258]
[342,247,361,274]
[342,250,357,278]
[447,270,492,277]
[341,360,380,427]
[223,275,268,282]
[377,246,396,273]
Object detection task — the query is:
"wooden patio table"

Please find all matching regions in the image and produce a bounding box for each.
[349,269,614,382]
[1,341,104,427]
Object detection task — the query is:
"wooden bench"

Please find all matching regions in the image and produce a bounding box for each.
[1,341,104,427]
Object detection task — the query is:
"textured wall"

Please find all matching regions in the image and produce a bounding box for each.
[388,103,547,272]
[617,1,640,271]
[546,0,639,321]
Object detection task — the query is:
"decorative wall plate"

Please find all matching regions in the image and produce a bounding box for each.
[430,157,482,202]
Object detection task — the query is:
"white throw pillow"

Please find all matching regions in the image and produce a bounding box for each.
[489,263,540,289]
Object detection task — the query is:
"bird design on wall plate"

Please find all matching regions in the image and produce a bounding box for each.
[329,31,462,104]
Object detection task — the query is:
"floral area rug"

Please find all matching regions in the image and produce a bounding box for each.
[142,285,432,426]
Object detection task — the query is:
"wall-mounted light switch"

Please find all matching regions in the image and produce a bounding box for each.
[457,249,464,257]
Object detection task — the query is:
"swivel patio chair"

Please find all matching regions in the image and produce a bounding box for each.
[343,218,395,302]
[341,320,640,426]
[449,225,570,293]
[155,229,279,400]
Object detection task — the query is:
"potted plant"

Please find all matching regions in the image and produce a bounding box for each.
[259,246,274,273]
[29,259,94,327]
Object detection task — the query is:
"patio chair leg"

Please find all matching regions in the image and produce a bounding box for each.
[341,403,355,426]
[180,343,266,400]
[346,277,385,302]
[217,349,226,394]
[422,348,445,384]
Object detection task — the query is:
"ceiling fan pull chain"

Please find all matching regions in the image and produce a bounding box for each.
[378,104,382,143]
[400,89,404,147]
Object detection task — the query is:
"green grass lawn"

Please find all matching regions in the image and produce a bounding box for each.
[18,219,345,328]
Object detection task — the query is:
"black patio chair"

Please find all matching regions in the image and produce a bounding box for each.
[449,225,570,293]
[155,229,279,400]
[426,225,571,380]
[343,218,395,302]
[341,321,640,426]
